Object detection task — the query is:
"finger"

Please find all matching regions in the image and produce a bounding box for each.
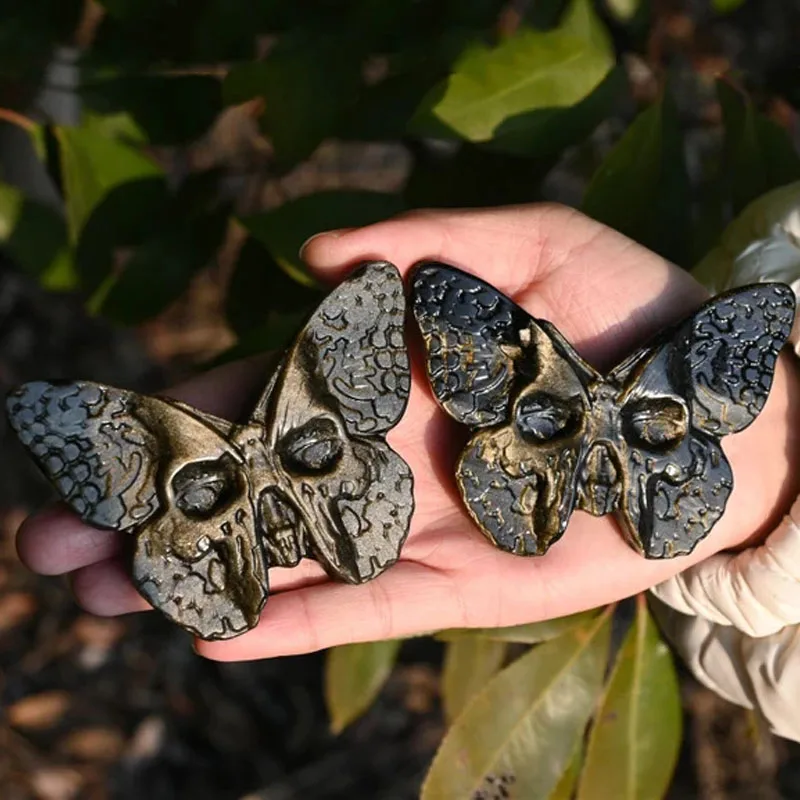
[196,561,460,660]
[70,557,150,616]
[301,203,706,364]
[196,497,750,662]
[67,554,329,617]
[301,204,591,288]
[15,357,277,578]
[17,505,123,575]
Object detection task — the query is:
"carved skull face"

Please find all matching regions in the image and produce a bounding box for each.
[129,401,268,641]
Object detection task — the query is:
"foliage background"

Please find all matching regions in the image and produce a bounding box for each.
[1,0,800,797]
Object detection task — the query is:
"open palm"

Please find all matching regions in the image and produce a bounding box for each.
[17,204,800,660]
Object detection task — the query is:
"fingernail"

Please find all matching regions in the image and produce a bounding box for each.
[298,228,354,259]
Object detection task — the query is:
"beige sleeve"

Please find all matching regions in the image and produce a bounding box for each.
[648,497,800,742]
[649,599,800,742]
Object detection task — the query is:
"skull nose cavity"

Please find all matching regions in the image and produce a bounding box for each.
[259,488,305,567]
[579,442,622,516]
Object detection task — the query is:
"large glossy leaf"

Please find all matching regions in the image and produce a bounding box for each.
[0,182,74,289]
[53,126,162,245]
[223,43,362,168]
[422,609,612,800]
[91,0,257,67]
[550,743,583,800]
[717,78,800,215]
[438,609,601,644]
[411,0,613,151]
[442,637,507,723]
[713,0,747,12]
[226,236,322,337]
[582,91,690,265]
[325,640,402,734]
[0,0,82,87]
[606,0,645,22]
[92,209,229,324]
[239,191,404,286]
[405,143,554,209]
[486,64,627,158]
[81,75,222,146]
[576,596,681,800]
[75,177,169,294]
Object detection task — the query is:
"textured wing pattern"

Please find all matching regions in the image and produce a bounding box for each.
[301,261,410,436]
[330,440,414,582]
[267,261,415,583]
[620,432,733,558]
[458,429,582,556]
[133,520,268,641]
[6,381,160,530]
[677,283,795,435]
[412,262,531,427]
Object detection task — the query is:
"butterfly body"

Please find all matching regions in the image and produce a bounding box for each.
[412,262,794,559]
[7,261,414,640]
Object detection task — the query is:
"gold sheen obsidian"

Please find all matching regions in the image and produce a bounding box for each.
[411,261,795,559]
[6,262,414,640]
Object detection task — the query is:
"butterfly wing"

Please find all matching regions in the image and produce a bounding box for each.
[260,261,414,582]
[676,283,796,435]
[611,283,795,558]
[6,380,268,639]
[411,262,598,555]
[7,381,161,529]
[411,261,534,427]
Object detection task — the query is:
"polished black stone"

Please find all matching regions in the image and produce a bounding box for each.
[6,262,414,639]
[411,261,795,559]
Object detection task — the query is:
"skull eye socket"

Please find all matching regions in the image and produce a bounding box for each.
[171,454,239,519]
[623,396,688,450]
[515,392,580,443]
[280,417,343,474]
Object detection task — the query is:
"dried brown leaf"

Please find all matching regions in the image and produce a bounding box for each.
[0,592,37,634]
[29,766,84,800]
[60,727,126,762]
[7,691,70,729]
[125,716,166,762]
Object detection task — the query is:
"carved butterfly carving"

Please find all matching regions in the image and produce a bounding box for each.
[6,261,414,640]
[411,262,795,559]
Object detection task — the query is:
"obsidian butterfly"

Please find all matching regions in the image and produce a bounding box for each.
[6,262,414,639]
[411,262,795,559]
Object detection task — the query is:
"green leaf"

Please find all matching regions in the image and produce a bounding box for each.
[239,191,404,286]
[92,209,228,324]
[713,0,747,12]
[75,177,169,294]
[53,125,162,245]
[223,43,362,167]
[81,74,223,146]
[550,743,583,800]
[0,182,74,289]
[0,0,82,86]
[486,64,627,158]
[576,596,681,800]
[582,91,690,265]
[325,639,402,734]
[405,144,555,209]
[411,0,613,150]
[606,0,644,22]
[442,638,507,723]
[226,236,322,337]
[422,609,612,800]
[204,315,307,369]
[717,78,800,215]
[438,610,601,644]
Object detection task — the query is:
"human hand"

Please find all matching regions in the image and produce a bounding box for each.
[16,204,800,660]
